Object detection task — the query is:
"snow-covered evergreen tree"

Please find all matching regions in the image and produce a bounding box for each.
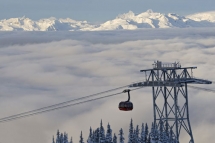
[53,136,55,143]
[91,131,95,143]
[133,129,136,143]
[159,121,164,143]
[140,123,145,143]
[56,130,60,143]
[87,127,93,143]
[119,128,124,143]
[52,119,182,143]
[99,120,106,143]
[69,137,73,143]
[134,125,140,143]
[162,133,168,143]
[95,128,100,143]
[63,132,68,143]
[154,123,159,143]
[150,123,154,142]
[146,134,151,143]
[80,131,84,143]
[106,123,112,143]
[60,133,64,143]
[163,121,169,143]
[162,122,168,143]
[128,119,134,143]
[145,123,148,142]
[165,122,169,136]
[113,133,117,143]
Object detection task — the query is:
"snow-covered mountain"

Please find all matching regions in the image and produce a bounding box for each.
[187,11,215,22]
[0,16,95,31]
[92,10,215,30]
[1,10,215,31]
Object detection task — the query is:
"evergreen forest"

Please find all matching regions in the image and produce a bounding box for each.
[52,119,178,143]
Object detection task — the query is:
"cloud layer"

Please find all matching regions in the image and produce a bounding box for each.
[0,29,215,143]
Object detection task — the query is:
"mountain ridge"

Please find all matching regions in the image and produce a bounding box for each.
[1,10,215,31]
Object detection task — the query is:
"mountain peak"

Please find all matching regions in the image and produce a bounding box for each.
[116,11,135,19]
[1,10,215,31]
[146,9,153,13]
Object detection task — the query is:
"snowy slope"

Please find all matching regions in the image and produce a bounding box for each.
[0,10,215,31]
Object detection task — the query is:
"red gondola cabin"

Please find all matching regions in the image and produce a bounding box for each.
[119,89,133,111]
[119,101,133,111]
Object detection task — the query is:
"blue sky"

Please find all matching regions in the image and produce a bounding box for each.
[1,0,215,22]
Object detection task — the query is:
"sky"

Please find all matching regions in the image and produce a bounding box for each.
[1,0,215,22]
[0,29,215,143]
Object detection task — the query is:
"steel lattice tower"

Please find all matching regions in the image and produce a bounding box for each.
[130,61,212,143]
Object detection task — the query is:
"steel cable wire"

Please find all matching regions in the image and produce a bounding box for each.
[0,80,146,121]
[0,86,144,123]
[1,83,214,123]
[0,83,134,121]
[188,85,215,93]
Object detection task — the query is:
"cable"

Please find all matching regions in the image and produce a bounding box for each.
[0,80,146,121]
[3,82,213,123]
[0,86,144,123]
[0,91,121,123]
[0,92,122,123]
[188,85,215,93]
[0,82,135,122]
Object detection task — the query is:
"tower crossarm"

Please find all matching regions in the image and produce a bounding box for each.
[129,81,182,87]
[177,78,212,84]
[140,67,197,72]
[129,78,212,88]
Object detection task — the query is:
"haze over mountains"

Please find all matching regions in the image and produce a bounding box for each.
[1,10,215,31]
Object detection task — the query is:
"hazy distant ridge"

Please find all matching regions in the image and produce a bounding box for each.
[1,10,215,31]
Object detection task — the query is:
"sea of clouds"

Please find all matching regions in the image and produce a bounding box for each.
[0,28,215,143]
